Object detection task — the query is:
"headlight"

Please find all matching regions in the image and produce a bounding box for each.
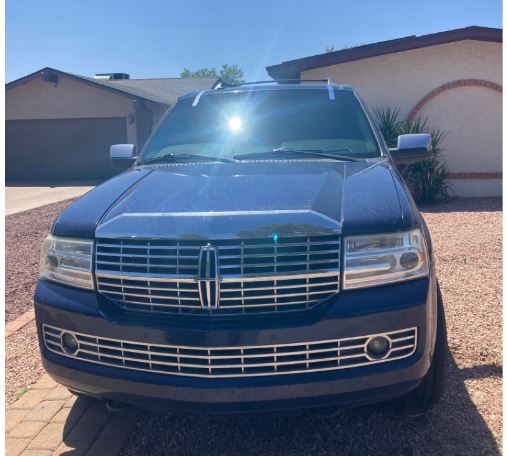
[39,235,94,290]
[343,228,428,289]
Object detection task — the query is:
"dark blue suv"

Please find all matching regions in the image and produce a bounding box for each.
[35,80,448,414]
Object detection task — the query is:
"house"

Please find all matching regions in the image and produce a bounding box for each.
[6,68,217,181]
[267,26,502,197]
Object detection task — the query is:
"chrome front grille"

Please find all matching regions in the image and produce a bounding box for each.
[95,236,340,277]
[96,272,339,315]
[43,325,417,378]
[95,236,340,315]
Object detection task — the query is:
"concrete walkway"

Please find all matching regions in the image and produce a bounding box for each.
[6,374,141,456]
[6,185,96,216]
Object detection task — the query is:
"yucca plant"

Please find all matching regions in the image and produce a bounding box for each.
[374,107,451,203]
[374,107,403,147]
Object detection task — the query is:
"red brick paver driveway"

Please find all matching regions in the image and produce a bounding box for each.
[6,375,140,456]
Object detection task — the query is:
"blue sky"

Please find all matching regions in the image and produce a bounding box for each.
[6,0,502,82]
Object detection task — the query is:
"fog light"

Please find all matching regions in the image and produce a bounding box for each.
[61,332,79,354]
[366,336,390,359]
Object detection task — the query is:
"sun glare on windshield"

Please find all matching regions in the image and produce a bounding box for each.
[228,116,242,132]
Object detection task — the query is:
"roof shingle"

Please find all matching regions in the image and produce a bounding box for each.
[79,75,218,104]
[7,67,218,105]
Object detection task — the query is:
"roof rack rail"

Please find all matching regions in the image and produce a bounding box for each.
[214,78,338,100]
[214,78,336,89]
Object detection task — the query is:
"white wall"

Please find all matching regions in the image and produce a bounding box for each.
[302,40,502,197]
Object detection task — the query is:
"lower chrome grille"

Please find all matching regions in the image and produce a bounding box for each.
[43,325,417,378]
[96,272,339,315]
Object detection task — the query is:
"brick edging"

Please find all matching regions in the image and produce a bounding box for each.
[409,79,502,120]
[448,172,502,179]
[6,310,35,338]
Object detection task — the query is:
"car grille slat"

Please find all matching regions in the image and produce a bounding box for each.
[43,325,417,378]
[95,235,340,316]
[220,281,338,292]
[219,258,339,269]
[219,249,339,259]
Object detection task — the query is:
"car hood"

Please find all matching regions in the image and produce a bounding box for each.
[54,160,413,240]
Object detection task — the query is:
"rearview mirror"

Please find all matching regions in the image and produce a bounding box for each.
[389,134,432,165]
[110,144,137,170]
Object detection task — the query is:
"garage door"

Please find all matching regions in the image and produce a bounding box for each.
[6,117,127,181]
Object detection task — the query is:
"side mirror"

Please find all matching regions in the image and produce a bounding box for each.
[389,134,432,165]
[110,144,137,170]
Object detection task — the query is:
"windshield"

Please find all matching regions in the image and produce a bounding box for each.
[139,89,381,163]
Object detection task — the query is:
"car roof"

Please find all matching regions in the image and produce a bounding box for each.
[178,81,355,102]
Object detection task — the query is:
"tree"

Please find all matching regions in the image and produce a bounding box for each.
[181,64,245,84]
[219,64,244,84]
[325,46,336,53]
[180,67,218,78]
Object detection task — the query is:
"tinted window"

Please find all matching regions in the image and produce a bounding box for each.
[141,89,380,161]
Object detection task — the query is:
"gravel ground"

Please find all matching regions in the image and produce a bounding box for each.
[4,198,502,454]
[5,198,76,322]
[6,321,45,404]
[122,198,502,456]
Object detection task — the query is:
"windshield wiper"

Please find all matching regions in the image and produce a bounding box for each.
[139,153,236,165]
[234,147,363,162]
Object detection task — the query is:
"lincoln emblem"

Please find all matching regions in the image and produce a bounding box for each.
[197,244,220,309]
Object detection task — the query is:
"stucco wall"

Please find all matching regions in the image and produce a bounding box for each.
[6,76,139,144]
[302,40,502,197]
[418,86,501,172]
[302,40,501,117]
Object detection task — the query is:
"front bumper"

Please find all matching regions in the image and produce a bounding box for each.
[34,275,437,414]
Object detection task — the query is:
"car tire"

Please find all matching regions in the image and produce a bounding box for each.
[404,282,448,411]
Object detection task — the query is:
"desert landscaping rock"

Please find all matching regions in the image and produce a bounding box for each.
[6,198,77,322]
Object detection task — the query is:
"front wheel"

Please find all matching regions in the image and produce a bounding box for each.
[404,283,448,411]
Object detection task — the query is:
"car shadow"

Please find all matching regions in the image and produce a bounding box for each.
[115,354,500,456]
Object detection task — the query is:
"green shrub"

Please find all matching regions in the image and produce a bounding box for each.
[374,107,451,203]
